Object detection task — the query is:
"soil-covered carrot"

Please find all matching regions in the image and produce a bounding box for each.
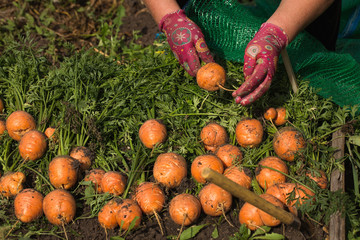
[83,168,106,193]
[306,169,328,189]
[215,144,243,167]
[0,119,6,136]
[14,188,44,223]
[153,152,187,189]
[196,62,226,91]
[139,119,167,149]
[6,110,36,141]
[133,182,165,215]
[169,193,201,226]
[255,156,288,189]
[235,118,263,148]
[263,107,277,121]
[116,199,142,230]
[0,98,4,113]
[101,171,127,196]
[69,146,94,171]
[273,126,306,161]
[98,199,121,229]
[0,171,26,197]
[191,154,224,184]
[274,107,287,126]
[48,155,80,189]
[199,183,232,216]
[224,166,252,190]
[44,126,57,141]
[19,129,47,161]
[200,122,228,152]
[43,189,76,226]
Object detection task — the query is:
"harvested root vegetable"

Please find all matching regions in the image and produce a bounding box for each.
[43,189,76,226]
[199,183,232,216]
[235,118,263,148]
[255,156,288,189]
[44,127,57,140]
[215,144,243,167]
[116,199,142,230]
[200,122,228,152]
[139,119,167,149]
[69,146,94,171]
[263,107,277,121]
[169,193,201,226]
[274,107,287,126]
[0,119,6,136]
[196,62,226,91]
[191,154,224,184]
[19,130,47,161]
[133,182,165,215]
[14,188,44,223]
[273,126,306,161]
[224,166,252,189]
[306,169,328,189]
[101,171,127,196]
[83,168,106,193]
[98,199,121,229]
[239,193,285,230]
[153,152,187,188]
[0,171,26,197]
[48,155,79,189]
[6,110,36,141]
[0,98,4,113]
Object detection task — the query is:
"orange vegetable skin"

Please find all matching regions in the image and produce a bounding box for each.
[273,127,306,161]
[257,194,285,226]
[84,169,106,193]
[200,122,228,152]
[0,98,4,113]
[169,193,201,226]
[191,154,224,184]
[43,189,76,225]
[116,199,142,230]
[44,127,57,140]
[70,146,94,171]
[264,108,277,121]
[153,152,187,188]
[215,144,243,167]
[199,183,232,216]
[14,189,44,223]
[6,110,36,141]
[48,155,79,189]
[196,62,226,91]
[133,182,165,215]
[235,118,263,148]
[19,130,47,161]
[0,120,6,136]
[224,166,252,189]
[139,119,167,149]
[100,171,127,196]
[0,171,26,197]
[306,169,328,189]
[98,199,121,229]
[274,107,287,126]
[255,156,288,189]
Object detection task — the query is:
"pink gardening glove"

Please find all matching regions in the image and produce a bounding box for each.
[232,23,288,106]
[159,10,214,76]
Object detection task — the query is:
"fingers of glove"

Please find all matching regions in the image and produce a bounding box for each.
[243,44,261,77]
[195,38,214,63]
[179,46,201,76]
[232,61,268,98]
[238,74,272,106]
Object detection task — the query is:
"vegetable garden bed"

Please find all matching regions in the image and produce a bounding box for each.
[1,1,360,240]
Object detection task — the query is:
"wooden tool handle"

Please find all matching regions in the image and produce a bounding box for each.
[201,167,301,228]
[281,49,298,94]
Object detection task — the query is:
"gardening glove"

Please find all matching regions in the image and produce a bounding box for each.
[159,9,214,76]
[232,22,288,106]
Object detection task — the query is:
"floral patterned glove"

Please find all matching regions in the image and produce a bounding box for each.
[232,23,288,105]
[159,10,214,76]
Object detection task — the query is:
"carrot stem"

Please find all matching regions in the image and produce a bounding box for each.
[220,203,234,227]
[5,220,19,239]
[176,214,186,240]
[153,210,164,236]
[62,221,69,240]
[217,84,235,92]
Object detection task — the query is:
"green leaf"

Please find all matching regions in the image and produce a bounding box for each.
[349,135,360,146]
[251,233,285,240]
[211,225,219,239]
[180,224,208,240]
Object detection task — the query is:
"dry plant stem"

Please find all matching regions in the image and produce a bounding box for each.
[93,47,122,65]
[104,227,108,240]
[281,49,298,94]
[176,214,187,240]
[62,221,69,240]
[220,203,234,227]
[153,210,164,236]
[5,220,19,239]
[217,84,235,92]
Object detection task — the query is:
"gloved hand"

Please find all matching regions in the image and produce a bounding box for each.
[159,9,214,76]
[232,23,288,106]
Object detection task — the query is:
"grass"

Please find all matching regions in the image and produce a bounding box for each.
[1,1,360,239]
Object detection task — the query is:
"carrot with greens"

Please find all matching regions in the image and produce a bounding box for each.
[306,169,328,189]
[101,171,127,196]
[48,155,80,189]
[139,119,167,149]
[14,188,44,223]
[191,154,224,184]
[6,110,36,141]
[19,130,47,161]
[235,118,263,148]
[83,168,106,193]
[255,156,288,189]
[200,122,228,152]
[199,183,232,217]
[98,199,122,230]
[44,126,57,141]
[196,62,226,91]
[273,126,306,161]
[0,171,26,197]
[116,199,142,230]
[215,144,243,167]
[69,146,94,171]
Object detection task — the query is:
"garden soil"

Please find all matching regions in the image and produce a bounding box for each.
[0,0,326,239]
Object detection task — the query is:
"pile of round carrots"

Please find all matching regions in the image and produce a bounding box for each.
[0,96,329,238]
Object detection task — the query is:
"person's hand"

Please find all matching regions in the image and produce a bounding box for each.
[232,23,288,106]
[159,10,214,76]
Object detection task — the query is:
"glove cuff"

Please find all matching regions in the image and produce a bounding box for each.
[260,22,289,48]
[158,9,186,31]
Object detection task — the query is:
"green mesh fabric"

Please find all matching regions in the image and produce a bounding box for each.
[185,0,360,108]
